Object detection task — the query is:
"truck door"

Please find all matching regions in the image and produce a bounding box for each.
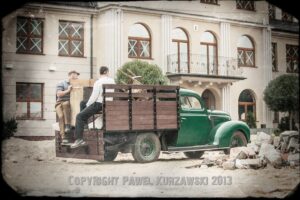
[176,95,212,146]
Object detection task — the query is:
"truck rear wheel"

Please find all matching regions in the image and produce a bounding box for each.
[224,131,247,155]
[184,151,204,159]
[132,133,161,163]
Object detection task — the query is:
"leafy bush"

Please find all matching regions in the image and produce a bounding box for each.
[246,111,256,128]
[264,74,299,130]
[2,118,18,140]
[116,60,167,85]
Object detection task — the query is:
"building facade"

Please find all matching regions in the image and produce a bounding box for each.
[1,1,299,137]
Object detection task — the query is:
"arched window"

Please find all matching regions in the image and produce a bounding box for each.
[128,23,151,59]
[202,89,216,110]
[200,31,218,75]
[238,89,256,121]
[171,28,189,73]
[237,36,255,67]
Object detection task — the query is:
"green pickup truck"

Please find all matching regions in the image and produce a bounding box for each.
[56,84,250,163]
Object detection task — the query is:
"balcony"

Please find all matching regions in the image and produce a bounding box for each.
[167,53,244,78]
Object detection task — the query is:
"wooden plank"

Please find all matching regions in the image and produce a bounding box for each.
[157,119,178,125]
[156,106,177,111]
[103,84,130,90]
[106,119,129,125]
[105,105,129,112]
[132,101,153,106]
[157,124,178,129]
[132,119,154,125]
[106,115,129,120]
[132,124,154,130]
[156,110,177,115]
[106,125,130,131]
[132,110,153,115]
[106,110,129,115]
[155,85,179,90]
[104,92,129,98]
[106,101,129,106]
[156,101,177,106]
[157,115,177,120]
[132,93,153,98]
[156,93,177,98]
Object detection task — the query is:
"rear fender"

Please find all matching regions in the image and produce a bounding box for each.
[208,121,250,148]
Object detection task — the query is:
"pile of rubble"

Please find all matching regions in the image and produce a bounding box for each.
[198,131,299,170]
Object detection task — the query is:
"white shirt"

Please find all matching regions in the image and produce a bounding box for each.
[86,76,115,107]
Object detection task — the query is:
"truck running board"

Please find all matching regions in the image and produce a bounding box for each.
[167,145,228,152]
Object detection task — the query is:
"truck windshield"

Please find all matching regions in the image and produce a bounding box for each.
[180,96,202,109]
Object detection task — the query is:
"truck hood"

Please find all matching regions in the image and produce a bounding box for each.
[208,110,231,118]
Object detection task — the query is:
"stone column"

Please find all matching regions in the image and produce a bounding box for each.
[103,8,123,77]
[262,27,273,128]
[222,84,231,114]
[161,15,172,74]
[220,22,231,76]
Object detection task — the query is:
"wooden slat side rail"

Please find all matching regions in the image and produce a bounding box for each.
[103,84,179,91]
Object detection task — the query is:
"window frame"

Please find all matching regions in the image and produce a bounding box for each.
[128,23,152,59]
[200,37,219,75]
[16,16,44,55]
[58,20,85,57]
[237,36,255,68]
[286,44,299,73]
[16,82,44,120]
[236,0,255,11]
[172,28,190,73]
[272,42,278,72]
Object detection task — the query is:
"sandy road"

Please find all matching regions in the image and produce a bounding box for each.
[1,138,300,197]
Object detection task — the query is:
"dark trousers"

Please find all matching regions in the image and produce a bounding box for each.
[75,102,102,139]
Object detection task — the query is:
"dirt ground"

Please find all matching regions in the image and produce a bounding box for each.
[1,137,300,198]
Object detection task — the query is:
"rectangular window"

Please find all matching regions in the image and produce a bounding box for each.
[200,0,218,5]
[58,21,84,57]
[16,17,43,54]
[282,11,293,22]
[272,43,278,72]
[269,4,275,20]
[16,83,43,119]
[286,44,299,73]
[128,38,150,59]
[236,0,255,11]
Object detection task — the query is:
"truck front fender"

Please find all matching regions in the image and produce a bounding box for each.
[208,121,250,148]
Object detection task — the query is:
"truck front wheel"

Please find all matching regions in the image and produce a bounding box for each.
[184,151,204,159]
[132,133,161,163]
[224,131,247,155]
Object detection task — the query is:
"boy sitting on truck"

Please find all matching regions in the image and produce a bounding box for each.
[71,66,115,149]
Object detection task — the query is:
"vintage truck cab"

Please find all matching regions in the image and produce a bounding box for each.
[55,84,250,163]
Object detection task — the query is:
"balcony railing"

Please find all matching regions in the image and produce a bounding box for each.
[167,53,243,77]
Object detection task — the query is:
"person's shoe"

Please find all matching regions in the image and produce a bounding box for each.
[70,139,87,149]
[65,124,71,134]
[61,138,70,144]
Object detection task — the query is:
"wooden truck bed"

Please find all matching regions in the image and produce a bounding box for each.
[103,84,180,132]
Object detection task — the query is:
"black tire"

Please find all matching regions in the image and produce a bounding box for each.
[184,151,204,159]
[104,150,118,161]
[224,131,247,155]
[132,133,161,163]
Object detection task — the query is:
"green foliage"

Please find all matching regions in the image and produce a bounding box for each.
[245,111,256,128]
[278,116,298,132]
[2,118,18,140]
[263,74,299,112]
[116,60,167,85]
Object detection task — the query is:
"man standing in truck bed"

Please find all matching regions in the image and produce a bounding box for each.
[56,70,80,144]
[71,66,115,148]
